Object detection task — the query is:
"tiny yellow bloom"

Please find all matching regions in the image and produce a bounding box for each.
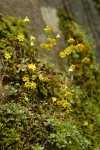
[4,52,11,59]
[23,16,30,22]
[65,92,73,99]
[68,65,75,72]
[67,38,75,45]
[44,26,52,33]
[56,34,60,39]
[76,43,84,52]
[28,63,36,71]
[32,75,36,81]
[22,76,29,82]
[83,121,88,126]
[61,100,71,108]
[30,41,35,46]
[30,82,37,89]
[60,84,68,91]
[39,74,44,81]
[60,51,66,58]
[65,46,73,55]
[30,36,36,42]
[24,81,31,88]
[82,57,90,64]
[52,97,57,102]
[17,34,25,41]
[50,39,57,46]
[46,44,53,50]
[4,85,9,90]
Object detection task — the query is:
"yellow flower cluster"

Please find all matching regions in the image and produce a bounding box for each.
[60,84,68,92]
[82,57,90,64]
[17,34,25,41]
[40,37,57,51]
[40,26,60,51]
[44,26,52,33]
[75,43,84,52]
[4,52,11,59]
[57,99,71,109]
[60,45,73,58]
[24,81,37,89]
[28,63,36,71]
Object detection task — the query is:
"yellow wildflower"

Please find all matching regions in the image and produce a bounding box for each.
[30,82,37,89]
[22,76,29,82]
[46,44,53,50]
[39,74,44,81]
[76,43,84,52]
[60,51,66,58]
[17,34,25,41]
[62,101,71,108]
[44,26,52,33]
[82,57,90,64]
[64,91,73,99]
[65,46,73,55]
[4,52,11,59]
[28,63,36,71]
[4,85,9,90]
[32,75,36,81]
[24,81,31,88]
[50,39,57,46]
[30,36,36,42]
[24,96,29,102]
[52,97,57,102]
[67,38,75,45]
[60,84,68,91]
[23,16,30,22]
[68,65,75,72]
[56,34,60,39]
[30,41,35,46]
[89,124,93,129]
[83,121,88,126]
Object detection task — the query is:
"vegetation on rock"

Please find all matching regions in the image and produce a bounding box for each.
[0,12,100,150]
